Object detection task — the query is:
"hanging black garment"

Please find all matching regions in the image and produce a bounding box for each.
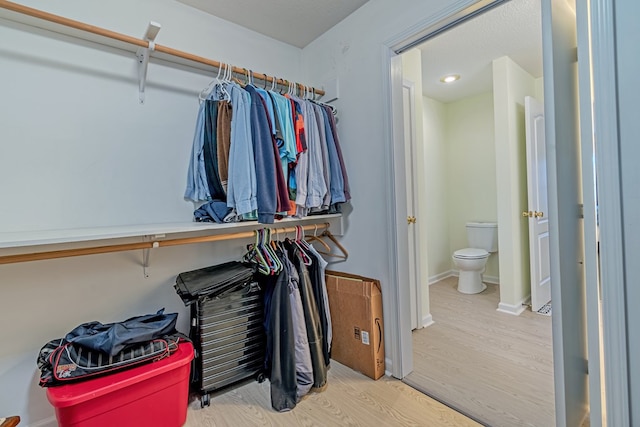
[280,249,313,400]
[287,243,327,389]
[259,268,297,412]
[306,251,331,365]
[203,99,226,201]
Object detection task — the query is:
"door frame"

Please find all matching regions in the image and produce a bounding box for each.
[586,0,630,425]
[380,0,607,424]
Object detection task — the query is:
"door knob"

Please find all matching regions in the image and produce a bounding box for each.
[522,211,533,218]
[535,211,544,218]
[407,216,416,224]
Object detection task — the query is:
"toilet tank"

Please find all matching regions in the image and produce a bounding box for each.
[466,222,498,252]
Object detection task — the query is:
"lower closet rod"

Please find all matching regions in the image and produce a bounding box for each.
[0,223,330,265]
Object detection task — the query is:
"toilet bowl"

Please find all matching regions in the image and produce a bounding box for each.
[452,248,489,294]
[452,222,498,294]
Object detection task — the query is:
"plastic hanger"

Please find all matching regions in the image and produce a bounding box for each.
[256,229,273,273]
[305,224,332,252]
[258,229,281,275]
[248,69,255,87]
[293,226,313,266]
[264,228,283,274]
[243,230,270,275]
[314,229,349,260]
[198,63,225,103]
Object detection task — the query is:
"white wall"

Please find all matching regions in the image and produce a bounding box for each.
[422,96,450,279]
[301,0,478,373]
[0,0,303,232]
[0,0,304,424]
[492,56,537,309]
[445,92,499,279]
[401,49,431,324]
[421,93,497,282]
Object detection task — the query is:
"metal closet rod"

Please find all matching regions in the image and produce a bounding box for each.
[0,223,331,265]
[0,0,325,96]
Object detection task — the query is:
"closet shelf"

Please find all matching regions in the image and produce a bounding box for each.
[0,214,343,271]
[0,214,343,249]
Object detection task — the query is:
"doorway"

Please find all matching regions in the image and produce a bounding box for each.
[399,1,553,425]
[381,0,596,425]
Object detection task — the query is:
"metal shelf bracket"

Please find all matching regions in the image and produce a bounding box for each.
[136,21,161,104]
[142,235,163,278]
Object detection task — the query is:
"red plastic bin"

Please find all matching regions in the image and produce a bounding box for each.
[46,341,194,427]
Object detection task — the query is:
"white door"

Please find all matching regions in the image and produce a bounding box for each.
[525,96,551,312]
[403,80,420,331]
[541,0,589,424]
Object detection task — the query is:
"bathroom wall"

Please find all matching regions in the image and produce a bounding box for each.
[493,55,538,311]
[422,96,450,281]
[445,91,499,280]
[535,77,545,102]
[401,49,431,325]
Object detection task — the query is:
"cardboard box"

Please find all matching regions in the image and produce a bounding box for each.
[326,271,385,380]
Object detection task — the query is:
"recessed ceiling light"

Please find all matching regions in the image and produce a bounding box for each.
[440,74,460,83]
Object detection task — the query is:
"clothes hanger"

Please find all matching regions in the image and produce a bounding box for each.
[305,224,332,252]
[265,228,283,273]
[293,226,313,266]
[198,63,225,103]
[283,80,289,95]
[314,228,349,260]
[261,228,282,275]
[256,229,275,274]
[222,62,231,82]
[243,230,270,275]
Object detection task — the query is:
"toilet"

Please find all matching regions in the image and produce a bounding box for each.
[452,222,498,294]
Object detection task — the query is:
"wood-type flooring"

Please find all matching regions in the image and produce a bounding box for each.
[404,277,555,427]
[185,359,480,427]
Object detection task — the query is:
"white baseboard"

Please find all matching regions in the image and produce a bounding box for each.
[28,416,57,427]
[431,270,500,286]
[428,270,455,284]
[497,299,527,316]
[483,275,500,285]
[385,357,393,378]
[422,314,435,328]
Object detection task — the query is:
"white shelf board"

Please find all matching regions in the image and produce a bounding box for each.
[0,214,342,249]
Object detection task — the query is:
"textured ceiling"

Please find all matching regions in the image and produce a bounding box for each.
[177,0,369,48]
[419,0,543,103]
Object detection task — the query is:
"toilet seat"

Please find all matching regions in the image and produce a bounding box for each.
[453,248,489,259]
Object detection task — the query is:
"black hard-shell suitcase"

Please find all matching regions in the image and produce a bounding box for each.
[190,283,266,407]
[175,262,265,408]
